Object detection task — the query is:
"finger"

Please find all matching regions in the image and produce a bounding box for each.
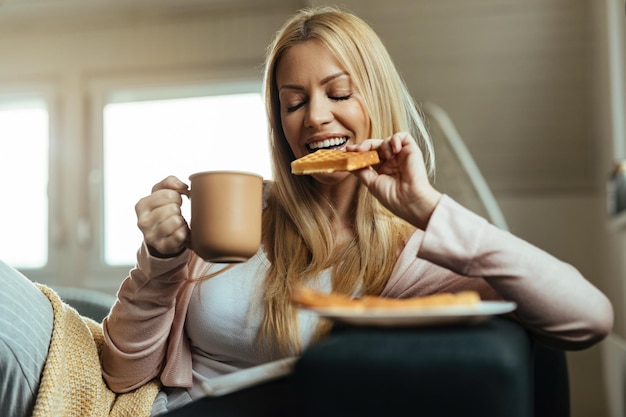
[135,189,184,219]
[152,175,189,194]
[376,139,397,161]
[351,166,379,187]
[137,198,184,230]
[136,195,185,245]
[148,215,188,243]
[346,139,383,152]
[390,133,404,154]
[148,226,188,256]
[142,210,189,254]
[386,132,410,155]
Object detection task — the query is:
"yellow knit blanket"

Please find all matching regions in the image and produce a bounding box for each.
[32,284,161,417]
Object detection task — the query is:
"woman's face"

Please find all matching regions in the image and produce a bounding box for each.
[275,40,371,183]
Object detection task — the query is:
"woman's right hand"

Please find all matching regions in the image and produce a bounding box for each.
[135,175,190,258]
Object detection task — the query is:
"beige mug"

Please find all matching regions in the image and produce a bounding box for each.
[188,171,263,263]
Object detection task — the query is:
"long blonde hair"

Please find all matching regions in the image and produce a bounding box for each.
[260,6,434,355]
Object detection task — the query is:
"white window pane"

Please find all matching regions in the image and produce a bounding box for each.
[103,92,270,266]
[0,101,48,268]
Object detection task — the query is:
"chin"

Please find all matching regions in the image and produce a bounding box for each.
[311,171,353,185]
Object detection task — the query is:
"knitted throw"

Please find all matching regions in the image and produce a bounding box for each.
[32,284,161,417]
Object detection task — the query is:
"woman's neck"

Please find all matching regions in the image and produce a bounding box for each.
[314,176,359,243]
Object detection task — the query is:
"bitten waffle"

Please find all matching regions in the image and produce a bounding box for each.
[291,149,380,175]
[291,286,481,310]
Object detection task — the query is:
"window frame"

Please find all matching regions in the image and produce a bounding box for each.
[0,83,62,284]
[606,0,626,160]
[86,71,266,292]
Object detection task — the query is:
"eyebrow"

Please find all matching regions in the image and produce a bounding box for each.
[278,72,349,92]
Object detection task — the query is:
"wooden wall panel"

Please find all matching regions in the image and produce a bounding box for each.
[0,4,292,76]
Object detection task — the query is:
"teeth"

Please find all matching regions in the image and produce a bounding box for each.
[309,137,347,150]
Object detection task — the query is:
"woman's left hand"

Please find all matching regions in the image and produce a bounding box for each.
[347,132,442,229]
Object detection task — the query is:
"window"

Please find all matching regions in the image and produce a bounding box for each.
[0,80,269,290]
[101,84,270,266]
[0,96,49,268]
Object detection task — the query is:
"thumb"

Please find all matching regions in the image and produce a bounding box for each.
[352,166,378,188]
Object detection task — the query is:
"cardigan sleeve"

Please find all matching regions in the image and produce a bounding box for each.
[383,195,613,350]
[101,242,192,393]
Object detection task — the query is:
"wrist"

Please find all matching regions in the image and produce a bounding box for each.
[146,244,187,259]
[407,189,442,230]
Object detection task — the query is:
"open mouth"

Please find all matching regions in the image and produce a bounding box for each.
[307,136,348,152]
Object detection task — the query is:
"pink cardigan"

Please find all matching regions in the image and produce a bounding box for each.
[101,195,613,393]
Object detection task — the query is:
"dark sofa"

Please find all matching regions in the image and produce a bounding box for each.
[58,287,569,417]
[295,318,569,417]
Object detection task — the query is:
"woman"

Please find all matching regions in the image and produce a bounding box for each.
[0,6,611,417]
[101,5,613,414]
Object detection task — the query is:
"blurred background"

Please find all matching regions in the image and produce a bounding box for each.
[0,0,624,415]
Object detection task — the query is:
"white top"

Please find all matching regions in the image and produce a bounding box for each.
[185,251,329,400]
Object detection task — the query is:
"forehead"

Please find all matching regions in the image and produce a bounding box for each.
[275,40,347,85]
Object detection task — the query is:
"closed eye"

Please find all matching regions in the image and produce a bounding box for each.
[286,102,304,113]
[285,94,352,113]
[329,94,352,101]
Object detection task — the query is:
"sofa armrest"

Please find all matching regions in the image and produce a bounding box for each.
[52,286,116,322]
[294,317,534,417]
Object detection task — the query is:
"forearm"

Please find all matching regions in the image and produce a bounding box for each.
[101,243,191,392]
[418,195,613,350]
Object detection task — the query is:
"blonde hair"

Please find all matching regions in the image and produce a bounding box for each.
[259,6,434,355]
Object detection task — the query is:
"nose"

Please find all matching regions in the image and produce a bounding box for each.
[304,95,333,128]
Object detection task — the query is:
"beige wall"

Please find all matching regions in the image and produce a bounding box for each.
[0,0,615,415]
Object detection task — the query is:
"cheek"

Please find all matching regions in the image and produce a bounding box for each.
[348,105,371,139]
[281,113,296,137]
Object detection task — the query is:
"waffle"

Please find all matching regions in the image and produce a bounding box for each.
[291,149,380,175]
[292,286,481,310]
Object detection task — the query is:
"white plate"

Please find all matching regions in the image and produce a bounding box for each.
[302,301,517,327]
